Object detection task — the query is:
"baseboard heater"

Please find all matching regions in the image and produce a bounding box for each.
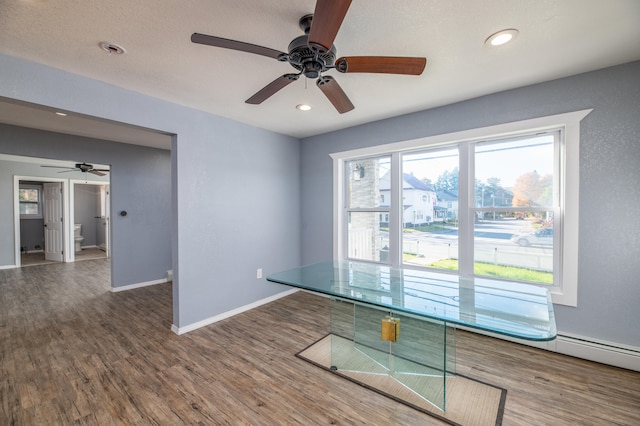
[434,323,640,372]
[556,333,640,372]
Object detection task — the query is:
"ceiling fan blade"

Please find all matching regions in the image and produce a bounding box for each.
[41,165,72,170]
[89,170,106,176]
[191,33,286,60]
[308,0,352,53]
[246,74,300,105]
[335,56,427,75]
[316,76,354,114]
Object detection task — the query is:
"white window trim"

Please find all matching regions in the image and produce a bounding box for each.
[331,109,592,307]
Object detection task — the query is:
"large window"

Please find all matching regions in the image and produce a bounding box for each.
[333,110,591,306]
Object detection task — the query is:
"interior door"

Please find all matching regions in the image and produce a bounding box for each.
[97,185,111,257]
[104,184,110,257]
[43,182,64,262]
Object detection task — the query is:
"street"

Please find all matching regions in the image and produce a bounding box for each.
[397,219,553,271]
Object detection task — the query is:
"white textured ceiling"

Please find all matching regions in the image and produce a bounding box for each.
[1,0,639,147]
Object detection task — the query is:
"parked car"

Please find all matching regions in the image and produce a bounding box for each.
[511,227,553,247]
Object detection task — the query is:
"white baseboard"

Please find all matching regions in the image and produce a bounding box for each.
[555,333,640,372]
[0,264,17,270]
[111,278,168,293]
[171,288,299,335]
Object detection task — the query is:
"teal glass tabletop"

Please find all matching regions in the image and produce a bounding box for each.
[267,260,556,341]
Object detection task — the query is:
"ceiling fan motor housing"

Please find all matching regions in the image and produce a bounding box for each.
[286,34,336,79]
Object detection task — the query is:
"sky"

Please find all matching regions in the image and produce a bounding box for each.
[402,135,554,188]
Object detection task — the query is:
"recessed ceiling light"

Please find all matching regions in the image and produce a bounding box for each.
[55,112,67,116]
[485,29,519,47]
[99,42,126,55]
[296,104,312,111]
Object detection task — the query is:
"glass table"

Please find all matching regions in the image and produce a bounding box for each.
[267,260,556,411]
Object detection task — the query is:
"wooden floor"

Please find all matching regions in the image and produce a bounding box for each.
[1,260,639,425]
[20,248,108,267]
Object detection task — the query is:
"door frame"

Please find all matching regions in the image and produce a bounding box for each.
[69,179,111,261]
[13,175,70,267]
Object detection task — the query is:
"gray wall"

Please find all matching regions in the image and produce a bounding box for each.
[301,61,640,348]
[1,53,301,330]
[19,219,44,251]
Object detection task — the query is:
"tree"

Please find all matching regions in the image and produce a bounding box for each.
[475,177,503,207]
[486,177,501,191]
[435,167,459,192]
[512,170,552,207]
[538,174,553,206]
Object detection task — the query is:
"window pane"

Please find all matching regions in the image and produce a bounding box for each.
[402,148,459,270]
[20,203,40,215]
[19,188,39,202]
[347,212,387,262]
[347,157,390,208]
[475,135,555,208]
[474,211,554,285]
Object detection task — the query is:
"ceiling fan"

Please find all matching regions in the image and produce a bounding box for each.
[191,0,427,113]
[41,163,110,176]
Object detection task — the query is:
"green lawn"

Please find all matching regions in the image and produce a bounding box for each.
[427,258,553,285]
[403,224,455,233]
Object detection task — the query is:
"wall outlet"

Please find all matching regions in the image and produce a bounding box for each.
[256,268,263,279]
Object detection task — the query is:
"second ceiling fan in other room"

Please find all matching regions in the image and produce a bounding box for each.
[191,0,427,113]
[41,162,110,176]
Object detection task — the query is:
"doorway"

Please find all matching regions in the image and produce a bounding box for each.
[69,179,111,262]
[15,176,69,267]
[14,172,111,267]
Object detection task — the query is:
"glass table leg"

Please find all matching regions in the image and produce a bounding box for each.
[329,298,454,411]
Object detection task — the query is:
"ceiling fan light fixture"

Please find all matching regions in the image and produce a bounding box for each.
[296,104,312,111]
[99,42,126,55]
[485,29,519,47]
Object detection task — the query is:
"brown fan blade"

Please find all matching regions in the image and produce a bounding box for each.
[316,76,354,114]
[308,0,352,54]
[335,56,427,75]
[191,33,286,60]
[89,170,106,176]
[41,165,73,170]
[246,74,300,105]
